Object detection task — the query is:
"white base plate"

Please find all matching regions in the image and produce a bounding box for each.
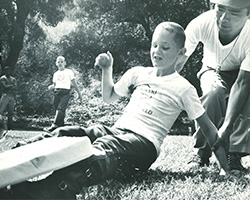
[0,136,92,188]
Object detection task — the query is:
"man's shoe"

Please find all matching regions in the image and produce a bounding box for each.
[187,154,210,171]
[228,154,247,171]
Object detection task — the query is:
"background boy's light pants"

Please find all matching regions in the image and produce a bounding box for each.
[194,67,250,160]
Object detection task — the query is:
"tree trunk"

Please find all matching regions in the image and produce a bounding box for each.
[4,0,32,70]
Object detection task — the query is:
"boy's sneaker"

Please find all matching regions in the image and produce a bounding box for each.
[43,125,59,132]
[228,154,247,171]
[187,154,210,171]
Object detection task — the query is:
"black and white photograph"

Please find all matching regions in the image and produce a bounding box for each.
[0,0,250,199]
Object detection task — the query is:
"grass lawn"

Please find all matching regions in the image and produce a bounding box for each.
[1,130,249,200]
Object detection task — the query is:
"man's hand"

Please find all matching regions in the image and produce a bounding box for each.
[94,51,113,69]
[217,125,231,153]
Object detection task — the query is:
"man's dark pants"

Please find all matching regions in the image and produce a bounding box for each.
[194,68,250,161]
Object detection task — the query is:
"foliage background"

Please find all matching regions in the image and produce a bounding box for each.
[0,0,211,133]
[1,2,250,199]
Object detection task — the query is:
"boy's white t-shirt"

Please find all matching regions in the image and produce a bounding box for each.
[113,67,205,155]
[53,68,74,90]
[185,10,250,72]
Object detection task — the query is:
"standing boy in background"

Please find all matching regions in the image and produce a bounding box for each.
[0,66,17,135]
[45,56,82,132]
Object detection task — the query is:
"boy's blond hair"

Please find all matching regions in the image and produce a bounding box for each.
[155,22,186,49]
[56,56,65,62]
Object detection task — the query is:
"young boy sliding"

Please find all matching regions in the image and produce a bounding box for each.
[0,22,229,199]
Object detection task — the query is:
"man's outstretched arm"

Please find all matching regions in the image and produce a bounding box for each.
[219,70,250,140]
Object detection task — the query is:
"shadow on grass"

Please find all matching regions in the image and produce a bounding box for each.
[79,168,250,199]
[133,168,250,184]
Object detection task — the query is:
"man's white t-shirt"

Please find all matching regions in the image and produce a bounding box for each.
[185,10,250,72]
[53,68,74,90]
[113,67,205,155]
